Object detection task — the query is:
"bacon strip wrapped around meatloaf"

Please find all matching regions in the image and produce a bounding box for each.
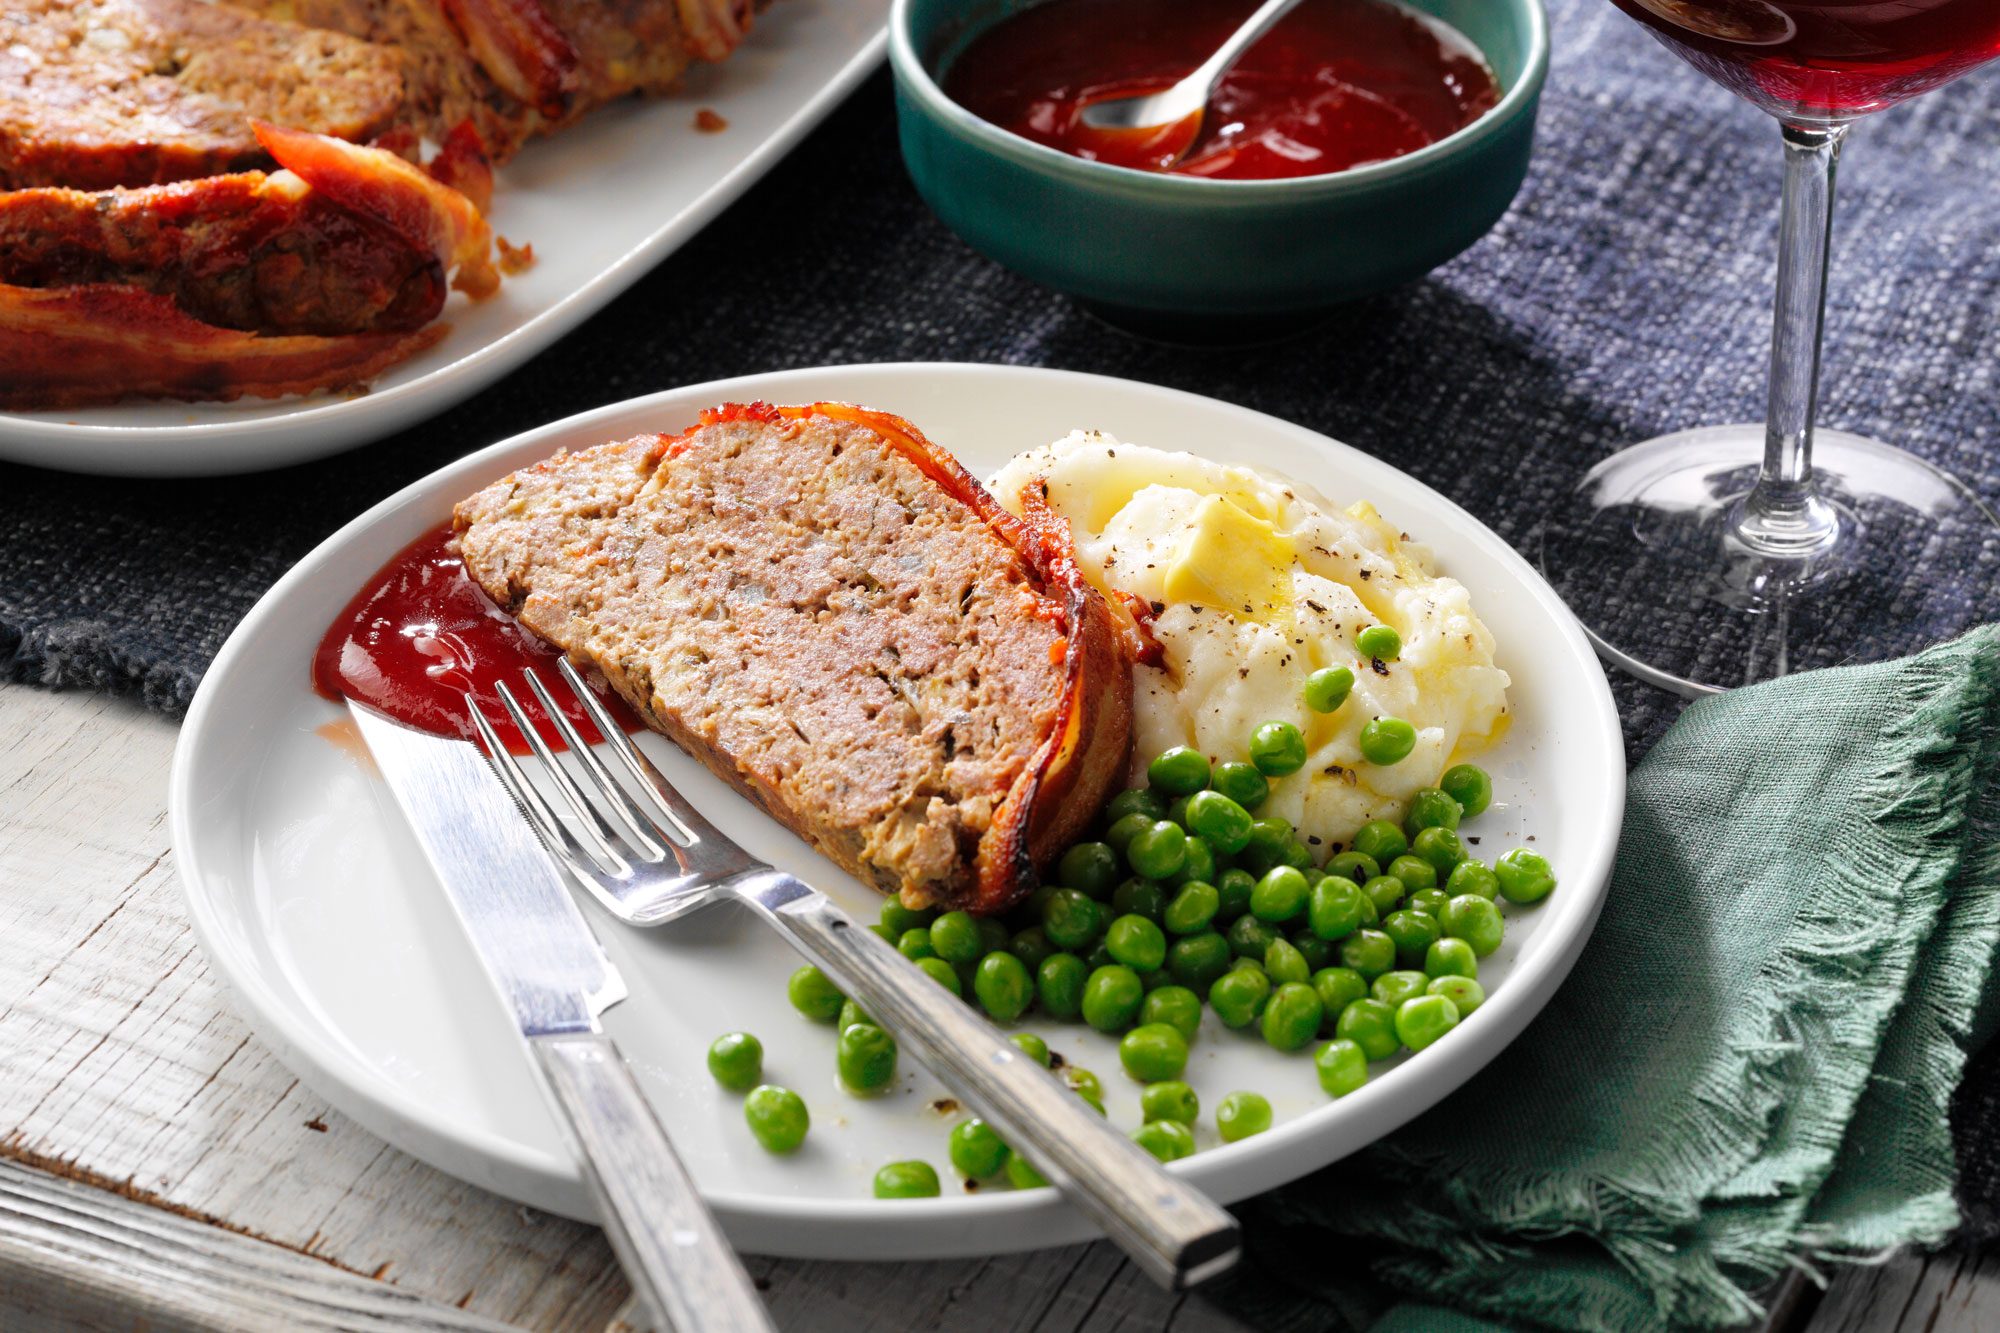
[454,403,1135,915]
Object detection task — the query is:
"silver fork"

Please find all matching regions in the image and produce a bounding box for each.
[469,659,1243,1291]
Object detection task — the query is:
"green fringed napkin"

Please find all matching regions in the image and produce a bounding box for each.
[1221,625,2000,1333]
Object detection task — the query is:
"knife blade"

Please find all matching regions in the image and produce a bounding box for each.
[350,700,625,1034]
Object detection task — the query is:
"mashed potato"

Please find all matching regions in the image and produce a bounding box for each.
[991,432,1509,849]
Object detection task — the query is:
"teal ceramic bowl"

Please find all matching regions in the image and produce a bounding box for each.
[890,0,1549,339]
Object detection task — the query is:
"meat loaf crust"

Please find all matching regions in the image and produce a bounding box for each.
[455,402,1133,914]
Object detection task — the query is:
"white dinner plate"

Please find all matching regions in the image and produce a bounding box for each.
[0,1,888,479]
[169,363,1624,1260]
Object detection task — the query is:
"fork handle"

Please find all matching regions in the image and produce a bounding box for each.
[531,1032,775,1333]
[764,893,1242,1291]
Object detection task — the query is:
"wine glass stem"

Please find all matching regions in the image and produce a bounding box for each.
[1732,122,1850,560]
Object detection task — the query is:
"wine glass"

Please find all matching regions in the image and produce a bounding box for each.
[1538,0,2000,694]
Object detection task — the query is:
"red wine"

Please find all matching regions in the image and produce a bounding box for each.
[1609,0,2000,121]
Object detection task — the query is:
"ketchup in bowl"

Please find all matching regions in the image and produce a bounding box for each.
[312,524,639,754]
[943,0,1500,180]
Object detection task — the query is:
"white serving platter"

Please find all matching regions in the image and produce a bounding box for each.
[0,0,888,479]
[169,362,1625,1260]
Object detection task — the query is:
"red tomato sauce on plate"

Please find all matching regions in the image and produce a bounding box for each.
[311,524,640,754]
[943,0,1500,180]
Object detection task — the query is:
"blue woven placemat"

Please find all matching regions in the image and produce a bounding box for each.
[4,0,1999,1244]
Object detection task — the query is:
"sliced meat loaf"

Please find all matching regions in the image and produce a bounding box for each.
[0,0,405,189]
[455,402,1134,914]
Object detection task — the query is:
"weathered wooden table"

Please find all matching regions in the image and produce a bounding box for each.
[1,683,1990,1331]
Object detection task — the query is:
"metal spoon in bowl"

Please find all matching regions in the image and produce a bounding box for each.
[1078,0,1309,147]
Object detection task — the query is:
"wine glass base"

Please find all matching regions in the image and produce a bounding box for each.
[1535,424,2000,697]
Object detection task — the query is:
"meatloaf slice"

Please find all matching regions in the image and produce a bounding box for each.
[0,0,405,189]
[454,403,1134,914]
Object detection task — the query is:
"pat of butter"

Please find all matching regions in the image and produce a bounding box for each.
[1163,495,1294,620]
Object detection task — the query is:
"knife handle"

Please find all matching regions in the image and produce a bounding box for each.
[530,1032,775,1333]
[765,895,1242,1291]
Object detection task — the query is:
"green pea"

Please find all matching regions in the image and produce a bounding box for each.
[1082,965,1144,1032]
[1106,914,1167,972]
[1410,827,1466,877]
[787,965,844,1023]
[868,923,897,944]
[1406,887,1451,918]
[1168,932,1233,990]
[1428,974,1486,1015]
[1496,849,1557,903]
[1227,913,1281,959]
[897,927,937,961]
[1307,875,1368,941]
[744,1085,809,1153]
[1442,893,1506,957]
[1356,624,1402,660]
[837,1022,898,1094]
[1386,855,1438,894]
[1338,928,1396,979]
[1006,1154,1049,1190]
[1016,885,1059,926]
[1112,877,1165,922]
[1371,969,1429,1008]
[1131,1119,1196,1162]
[1043,888,1104,950]
[948,1119,1010,1178]
[1316,1038,1370,1097]
[1119,1023,1190,1081]
[1403,788,1462,835]
[1148,745,1211,796]
[1208,966,1272,1029]
[1441,763,1493,817]
[1141,1080,1199,1125]
[1425,937,1479,979]
[873,1160,940,1199]
[1062,1065,1107,1114]
[1126,821,1188,880]
[1362,874,1407,917]
[1216,1090,1273,1142]
[974,952,1033,1023]
[1139,969,1172,992]
[1057,841,1121,897]
[1248,720,1309,776]
[1360,717,1417,766]
[1326,850,1380,885]
[927,911,980,964]
[1312,966,1369,1022]
[1264,937,1311,986]
[916,956,962,996]
[1083,940,1115,971]
[1396,994,1460,1050]
[1184,789,1254,854]
[1281,839,1314,871]
[1260,981,1325,1051]
[1105,788,1166,825]
[1250,865,1311,923]
[1166,835,1216,889]
[1383,909,1442,965]
[1140,985,1202,1041]
[1446,859,1500,900]
[1011,1031,1052,1065]
[1210,761,1270,810]
[837,998,874,1033]
[1105,812,1155,854]
[1037,952,1088,1019]
[1336,997,1400,1061]
[1290,931,1334,971]
[1163,794,1194,830]
[1351,820,1407,865]
[1214,867,1257,922]
[706,1032,763,1091]
[1303,665,1356,714]
[1245,816,1293,857]
[1163,881,1220,935]
[1008,926,1056,972]
[880,900,936,936]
